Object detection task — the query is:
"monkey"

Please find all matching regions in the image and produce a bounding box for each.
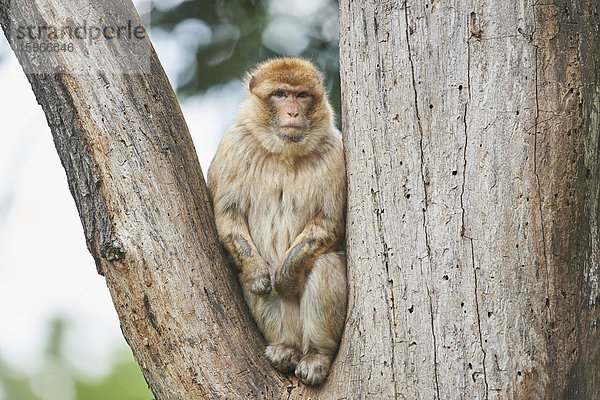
[207,57,347,386]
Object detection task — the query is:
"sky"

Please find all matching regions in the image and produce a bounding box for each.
[0,23,244,383]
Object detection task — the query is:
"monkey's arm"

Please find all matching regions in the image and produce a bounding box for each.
[215,208,273,295]
[274,210,343,296]
[208,136,272,296]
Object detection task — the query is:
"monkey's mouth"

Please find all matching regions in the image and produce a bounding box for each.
[278,126,305,143]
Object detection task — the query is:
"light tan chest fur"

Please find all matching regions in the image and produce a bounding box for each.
[245,162,320,269]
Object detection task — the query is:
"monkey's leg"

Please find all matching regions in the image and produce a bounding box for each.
[241,288,303,374]
[265,296,304,374]
[296,251,347,385]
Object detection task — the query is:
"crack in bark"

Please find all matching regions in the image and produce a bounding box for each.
[461,29,472,237]
[461,101,468,236]
[532,9,552,322]
[403,2,437,398]
[426,285,440,400]
[403,1,428,212]
[385,273,399,400]
[402,1,431,257]
[463,24,489,399]
[369,111,399,400]
[471,239,489,398]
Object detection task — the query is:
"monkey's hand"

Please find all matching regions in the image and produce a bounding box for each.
[275,238,317,296]
[243,259,273,296]
[220,229,272,295]
[274,267,298,297]
[275,210,343,296]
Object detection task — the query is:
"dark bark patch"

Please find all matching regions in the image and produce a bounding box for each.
[144,294,161,335]
[100,241,124,261]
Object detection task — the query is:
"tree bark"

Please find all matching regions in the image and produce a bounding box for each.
[2,0,599,398]
[338,0,599,399]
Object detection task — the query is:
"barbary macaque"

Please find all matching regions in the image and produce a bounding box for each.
[207,58,347,386]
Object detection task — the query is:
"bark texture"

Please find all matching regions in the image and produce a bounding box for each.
[339,0,599,399]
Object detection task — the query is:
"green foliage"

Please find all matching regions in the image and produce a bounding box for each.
[0,316,152,400]
[0,359,36,400]
[74,355,152,400]
[148,0,341,120]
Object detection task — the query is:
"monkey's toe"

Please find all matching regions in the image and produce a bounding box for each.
[265,344,302,374]
[295,352,331,386]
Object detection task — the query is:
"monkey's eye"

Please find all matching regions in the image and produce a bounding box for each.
[297,92,309,98]
[273,90,286,98]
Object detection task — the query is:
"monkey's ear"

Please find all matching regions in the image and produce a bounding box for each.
[249,75,257,92]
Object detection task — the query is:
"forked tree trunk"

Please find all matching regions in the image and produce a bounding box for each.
[1,0,599,398]
[338,0,600,398]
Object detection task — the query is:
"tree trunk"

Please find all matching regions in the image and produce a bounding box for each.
[2,0,599,398]
[338,0,599,399]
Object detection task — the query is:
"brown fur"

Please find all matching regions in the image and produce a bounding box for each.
[207,58,347,386]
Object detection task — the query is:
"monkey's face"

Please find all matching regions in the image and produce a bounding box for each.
[267,84,313,143]
[244,58,332,156]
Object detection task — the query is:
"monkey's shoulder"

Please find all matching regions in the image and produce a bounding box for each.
[208,126,255,179]
[311,129,345,178]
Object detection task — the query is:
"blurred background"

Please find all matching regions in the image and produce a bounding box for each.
[0,0,340,398]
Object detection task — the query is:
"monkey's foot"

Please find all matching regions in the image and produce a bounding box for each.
[265,344,302,374]
[295,352,331,386]
[245,267,272,296]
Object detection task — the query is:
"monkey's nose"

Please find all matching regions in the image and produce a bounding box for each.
[288,112,299,117]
